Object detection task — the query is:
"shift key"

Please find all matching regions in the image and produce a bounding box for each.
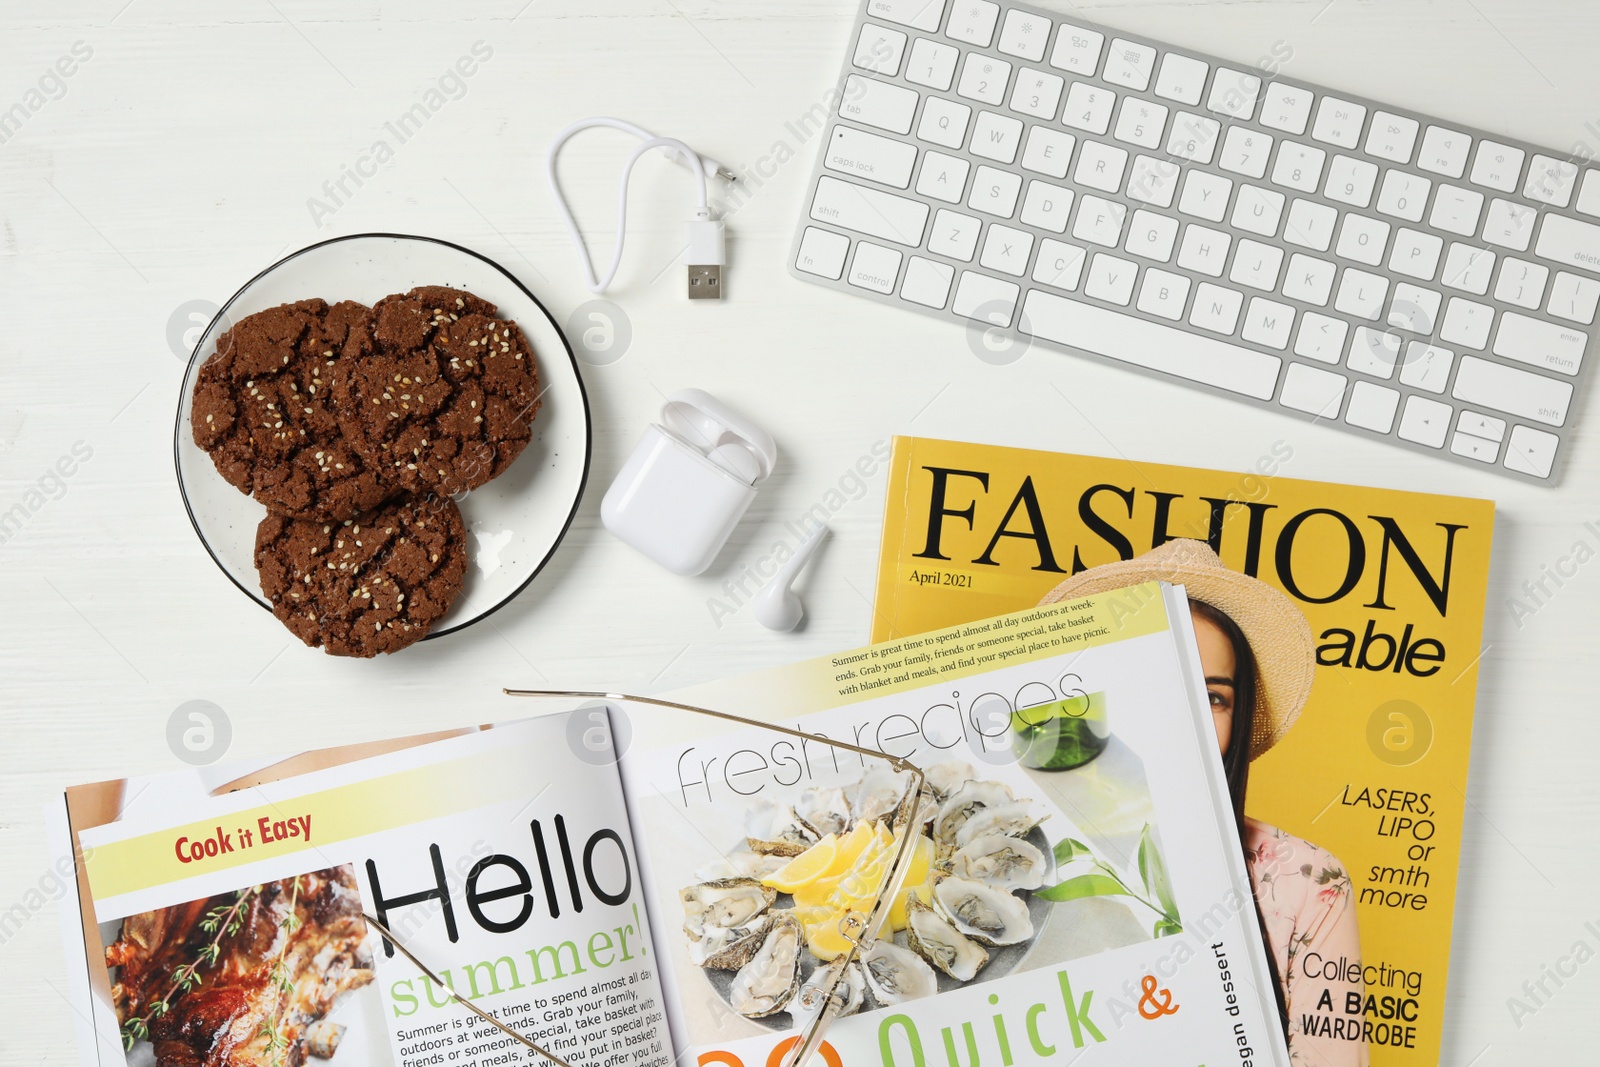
[1452,355,1573,426]
[811,175,930,246]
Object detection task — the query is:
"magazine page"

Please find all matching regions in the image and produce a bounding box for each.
[867,436,1497,1067]
[65,714,671,1067]
[619,585,1290,1067]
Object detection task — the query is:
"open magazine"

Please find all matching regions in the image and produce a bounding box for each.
[54,584,1292,1067]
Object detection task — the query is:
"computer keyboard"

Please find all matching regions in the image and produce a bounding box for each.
[789,0,1599,484]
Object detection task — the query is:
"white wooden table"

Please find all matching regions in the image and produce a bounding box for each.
[2,1,1597,1062]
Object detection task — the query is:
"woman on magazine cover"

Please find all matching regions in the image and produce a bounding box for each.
[1041,538,1370,1067]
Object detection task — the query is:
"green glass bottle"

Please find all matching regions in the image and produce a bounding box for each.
[1011,691,1109,771]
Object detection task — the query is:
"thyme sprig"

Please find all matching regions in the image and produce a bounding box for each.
[120,887,260,1050]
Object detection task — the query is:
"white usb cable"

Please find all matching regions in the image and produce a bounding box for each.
[546,117,734,299]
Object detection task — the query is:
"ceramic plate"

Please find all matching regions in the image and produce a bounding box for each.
[173,233,590,639]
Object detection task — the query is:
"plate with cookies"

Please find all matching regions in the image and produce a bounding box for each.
[175,233,591,657]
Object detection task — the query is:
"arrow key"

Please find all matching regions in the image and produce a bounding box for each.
[1398,395,1451,448]
[1505,425,1558,478]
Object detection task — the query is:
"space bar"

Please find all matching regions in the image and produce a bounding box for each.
[1020,291,1283,401]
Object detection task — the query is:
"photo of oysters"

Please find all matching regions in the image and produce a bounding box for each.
[678,762,1054,1028]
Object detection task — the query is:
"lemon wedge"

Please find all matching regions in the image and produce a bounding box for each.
[761,833,837,894]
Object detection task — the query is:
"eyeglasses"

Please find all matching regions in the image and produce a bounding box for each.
[364,689,928,1067]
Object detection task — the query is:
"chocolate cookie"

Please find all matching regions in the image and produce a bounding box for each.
[191,299,394,521]
[254,495,469,657]
[335,286,542,498]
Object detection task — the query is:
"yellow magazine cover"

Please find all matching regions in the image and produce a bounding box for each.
[870,436,1495,1067]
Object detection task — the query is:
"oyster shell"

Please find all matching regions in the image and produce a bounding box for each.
[955,801,1045,847]
[905,896,988,981]
[729,912,804,1018]
[790,958,866,1029]
[934,877,1034,946]
[746,800,820,856]
[853,764,912,826]
[932,780,1014,847]
[861,939,938,1005]
[696,850,791,883]
[950,834,1046,891]
[797,786,852,838]
[681,877,778,969]
[923,761,975,804]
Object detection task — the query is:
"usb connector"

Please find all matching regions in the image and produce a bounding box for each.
[687,212,726,300]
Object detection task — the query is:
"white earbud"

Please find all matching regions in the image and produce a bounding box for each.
[754,524,827,632]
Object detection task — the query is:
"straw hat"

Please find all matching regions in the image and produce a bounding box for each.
[1038,538,1315,760]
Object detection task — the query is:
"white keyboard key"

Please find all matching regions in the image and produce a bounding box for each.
[1137,268,1191,319]
[1280,363,1346,416]
[1525,154,1579,207]
[1493,313,1586,375]
[929,208,982,260]
[1272,141,1326,193]
[1335,268,1389,320]
[1021,126,1076,178]
[1470,140,1524,192]
[1102,39,1156,91]
[1062,83,1115,135]
[1440,296,1493,349]
[1312,97,1366,149]
[812,175,930,244]
[980,223,1036,276]
[855,24,908,76]
[1482,198,1537,252]
[1348,325,1401,378]
[1207,68,1262,121]
[1242,297,1295,349]
[1417,125,1470,178]
[1114,98,1168,149]
[952,271,1020,324]
[1033,238,1087,290]
[1084,253,1139,305]
[998,8,1051,62]
[1154,53,1208,105]
[1127,155,1180,207]
[1179,171,1233,222]
[1534,214,1600,277]
[1579,171,1600,217]
[1459,411,1506,441]
[1050,23,1103,75]
[1220,127,1272,179]
[1125,209,1179,261]
[906,36,959,90]
[867,0,943,31]
[1190,282,1244,334]
[1494,258,1550,311]
[1549,271,1600,324]
[900,255,954,308]
[953,268,1017,323]
[1388,283,1441,335]
[918,96,972,148]
[957,53,1011,105]
[827,125,918,188]
[1009,67,1065,120]
[968,165,1023,216]
[1166,112,1221,164]
[1453,355,1572,426]
[1283,253,1336,305]
[795,226,850,279]
[841,75,919,134]
[1020,179,1074,233]
[1364,112,1419,163]
[971,110,1025,163]
[1325,154,1379,207]
[1073,193,1128,246]
[1376,170,1430,223]
[1260,82,1313,135]
[1230,239,1283,290]
[1296,312,1349,363]
[1020,289,1282,398]
[1178,224,1232,276]
[1441,243,1495,295]
[946,1,1000,46]
[1074,140,1128,192]
[1390,228,1443,280]
[1430,185,1484,237]
[1450,428,1499,462]
[1399,341,1453,393]
[1398,395,1452,447]
[1504,425,1558,478]
[1345,381,1400,432]
[1337,214,1391,266]
[916,150,972,203]
[848,240,904,292]
[1283,198,1337,251]
[1231,184,1285,237]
